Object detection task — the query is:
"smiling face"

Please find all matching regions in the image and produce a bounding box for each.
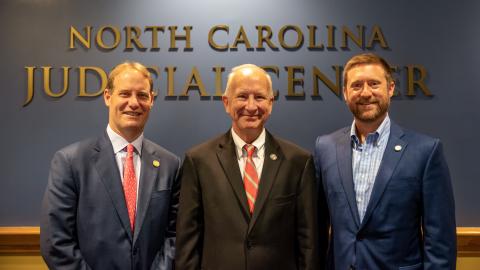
[223,66,273,143]
[343,63,394,125]
[104,67,154,142]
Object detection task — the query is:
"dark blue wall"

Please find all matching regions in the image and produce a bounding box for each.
[0,0,478,225]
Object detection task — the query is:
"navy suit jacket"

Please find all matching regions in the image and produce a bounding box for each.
[314,121,456,270]
[40,132,181,270]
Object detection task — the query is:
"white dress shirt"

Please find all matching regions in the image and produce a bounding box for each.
[106,125,143,206]
[231,128,266,179]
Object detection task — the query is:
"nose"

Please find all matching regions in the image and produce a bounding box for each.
[359,82,373,97]
[245,95,257,111]
[128,95,140,108]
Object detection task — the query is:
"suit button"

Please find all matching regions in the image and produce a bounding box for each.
[246,241,253,249]
[356,234,364,241]
[133,247,138,255]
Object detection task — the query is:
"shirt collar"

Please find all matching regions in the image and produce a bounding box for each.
[350,115,390,148]
[231,128,266,159]
[106,125,143,155]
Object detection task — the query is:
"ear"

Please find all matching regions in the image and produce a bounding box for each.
[104,89,111,107]
[342,87,348,102]
[222,95,230,113]
[388,80,395,98]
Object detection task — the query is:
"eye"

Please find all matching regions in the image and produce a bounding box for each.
[368,80,381,89]
[350,82,363,91]
[236,94,247,101]
[118,91,130,97]
[255,95,266,101]
[137,92,150,100]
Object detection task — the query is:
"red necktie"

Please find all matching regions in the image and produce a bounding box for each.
[243,144,259,213]
[123,144,137,232]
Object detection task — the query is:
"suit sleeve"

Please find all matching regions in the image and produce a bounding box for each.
[296,156,326,270]
[40,150,92,270]
[154,156,182,270]
[175,154,204,270]
[422,140,457,270]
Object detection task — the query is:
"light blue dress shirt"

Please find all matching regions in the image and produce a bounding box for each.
[350,115,390,222]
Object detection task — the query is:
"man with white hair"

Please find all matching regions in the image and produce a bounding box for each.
[176,64,329,270]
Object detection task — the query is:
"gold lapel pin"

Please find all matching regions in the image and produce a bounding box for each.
[394,145,402,152]
[153,160,160,167]
[270,153,277,161]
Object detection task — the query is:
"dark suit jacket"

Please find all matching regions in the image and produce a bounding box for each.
[40,132,181,270]
[175,130,329,270]
[314,121,456,270]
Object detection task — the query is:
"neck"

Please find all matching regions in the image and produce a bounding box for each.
[111,126,142,143]
[354,115,385,144]
[233,126,262,144]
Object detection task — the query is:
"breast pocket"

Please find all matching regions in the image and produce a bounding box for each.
[271,193,296,206]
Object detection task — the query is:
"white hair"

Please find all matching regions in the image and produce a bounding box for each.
[223,64,273,97]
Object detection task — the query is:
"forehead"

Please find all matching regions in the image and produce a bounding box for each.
[346,64,387,82]
[113,68,149,87]
[230,71,269,93]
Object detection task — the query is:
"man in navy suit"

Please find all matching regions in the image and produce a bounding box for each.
[314,53,456,270]
[40,62,180,269]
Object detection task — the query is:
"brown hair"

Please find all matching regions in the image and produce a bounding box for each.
[343,53,393,87]
[106,61,153,92]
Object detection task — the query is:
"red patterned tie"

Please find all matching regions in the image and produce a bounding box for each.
[243,144,259,213]
[123,144,137,232]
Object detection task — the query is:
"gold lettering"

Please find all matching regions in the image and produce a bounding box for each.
[165,66,176,96]
[78,66,107,97]
[341,25,364,49]
[180,67,208,96]
[168,26,193,50]
[278,25,304,50]
[256,25,278,50]
[43,67,70,98]
[312,66,341,97]
[307,25,324,50]
[70,26,91,49]
[24,67,36,107]
[212,66,225,96]
[367,25,389,49]
[145,26,165,49]
[125,26,145,50]
[406,65,432,96]
[327,25,335,49]
[96,26,121,50]
[285,66,305,97]
[208,25,229,51]
[231,26,253,50]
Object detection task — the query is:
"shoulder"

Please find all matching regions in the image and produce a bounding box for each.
[393,124,441,153]
[54,137,98,160]
[143,138,180,164]
[315,127,349,149]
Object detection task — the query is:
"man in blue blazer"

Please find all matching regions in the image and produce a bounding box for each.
[314,53,456,270]
[40,62,180,270]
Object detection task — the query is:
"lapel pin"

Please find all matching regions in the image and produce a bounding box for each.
[153,160,160,167]
[394,145,402,152]
[269,153,277,161]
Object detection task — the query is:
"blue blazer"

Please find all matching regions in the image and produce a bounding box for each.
[40,133,180,270]
[314,122,456,270]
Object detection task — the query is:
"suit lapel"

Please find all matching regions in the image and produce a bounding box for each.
[361,122,407,228]
[216,132,251,222]
[248,131,283,233]
[336,128,361,227]
[93,133,133,240]
[133,140,159,243]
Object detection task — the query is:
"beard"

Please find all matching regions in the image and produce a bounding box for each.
[348,98,390,123]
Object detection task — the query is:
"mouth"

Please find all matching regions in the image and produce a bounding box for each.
[123,111,142,117]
